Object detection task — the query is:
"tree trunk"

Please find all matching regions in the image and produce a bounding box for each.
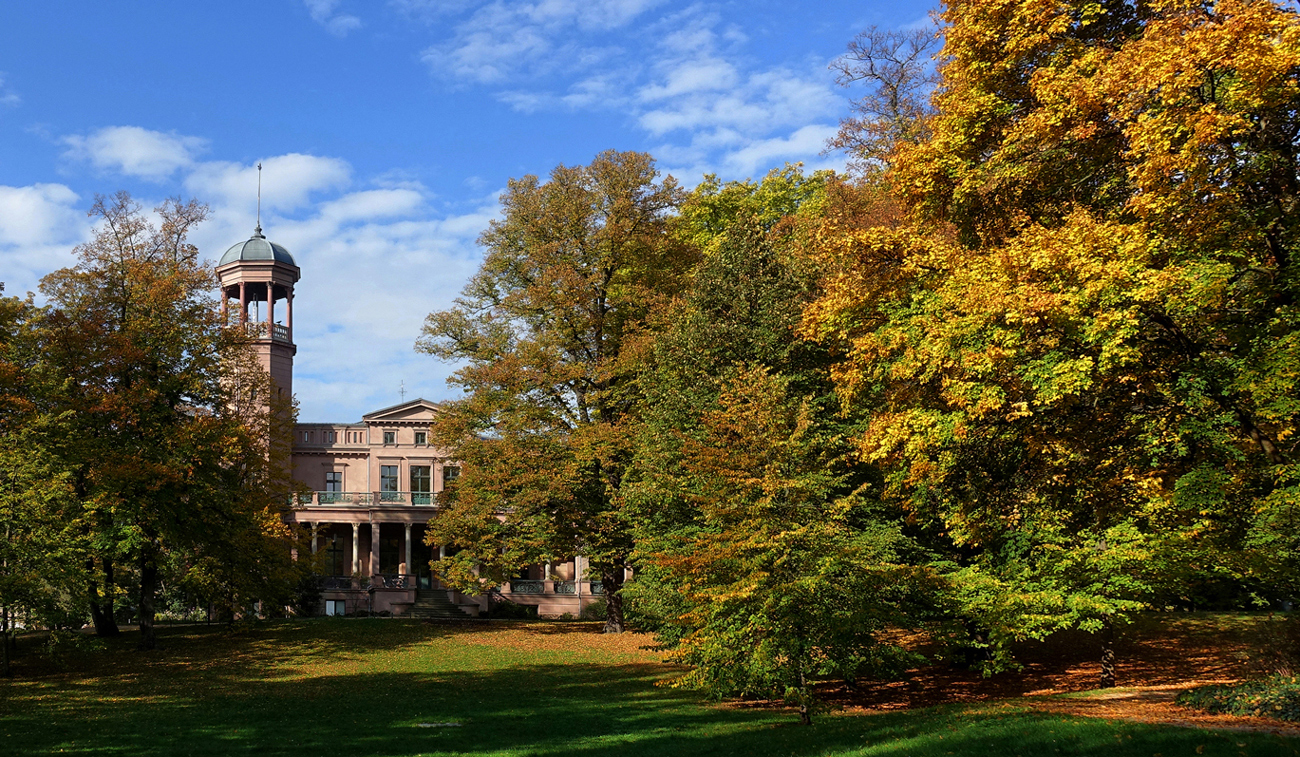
[1,607,9,678]
[600,563,626,634]
[798,664,812,725]
[138,550,159,651]
[88,556,119,637]
[1099,617,1116,688]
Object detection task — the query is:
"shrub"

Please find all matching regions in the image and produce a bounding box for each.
[486,600,536,620]
[1178,675,1300,722]
[579,597,606,622]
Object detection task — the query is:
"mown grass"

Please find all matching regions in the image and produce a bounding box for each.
[0,619,1296,757]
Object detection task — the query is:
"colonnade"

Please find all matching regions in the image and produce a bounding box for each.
[307,521,439,577]
[219,280,294,339]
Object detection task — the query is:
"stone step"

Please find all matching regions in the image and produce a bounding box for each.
[409,589,477,619]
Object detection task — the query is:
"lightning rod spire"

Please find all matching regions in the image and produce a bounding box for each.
[255,162,263,237]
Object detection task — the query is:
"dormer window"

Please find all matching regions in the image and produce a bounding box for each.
[383,431,395,445]
[415,431,427,446]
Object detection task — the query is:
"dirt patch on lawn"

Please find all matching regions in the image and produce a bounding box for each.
[823,613,1300,736]
[1023,685,1300,737]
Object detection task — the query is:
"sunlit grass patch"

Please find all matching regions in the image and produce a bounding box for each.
[0,619,1295,757]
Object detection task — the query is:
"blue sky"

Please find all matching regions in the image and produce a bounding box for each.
[0,0,933,422]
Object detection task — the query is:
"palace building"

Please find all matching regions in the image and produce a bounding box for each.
[216,227,602,619]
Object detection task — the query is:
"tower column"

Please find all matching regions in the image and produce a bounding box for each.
[239,281,247,324]
[287,290,294,341]
[266,284,274,334]
[220,287,227,320]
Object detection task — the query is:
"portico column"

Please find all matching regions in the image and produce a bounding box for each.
[370,521,380,576]
[310,523,319,555]
[404,524,412,576]
[351,523,360,575]
[575,556,584,597]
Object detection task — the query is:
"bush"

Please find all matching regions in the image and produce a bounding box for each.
[292,576,324,617]
[1178,675,1300,721]
[486,600,536,620]
[579,597,606,621]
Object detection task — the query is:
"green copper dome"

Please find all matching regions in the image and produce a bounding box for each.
[218,228,296,267]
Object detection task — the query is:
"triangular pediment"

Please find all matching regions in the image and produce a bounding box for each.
[362,398,443,423]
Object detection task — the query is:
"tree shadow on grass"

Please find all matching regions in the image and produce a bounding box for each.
[3,651,1294,757]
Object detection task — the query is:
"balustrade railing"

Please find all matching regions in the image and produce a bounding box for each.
[589,582,605,595]
[245,322,291,343]
[290,491,437,507]
[552,580,576,595]
[510,580,544,595]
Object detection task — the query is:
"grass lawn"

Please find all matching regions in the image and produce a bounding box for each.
[0,619,1296,757]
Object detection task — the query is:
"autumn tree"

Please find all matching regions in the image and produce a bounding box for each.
[35,192,300,649]
[805,0,1300,684]
[625,191,933,721]
[417,150,691,633]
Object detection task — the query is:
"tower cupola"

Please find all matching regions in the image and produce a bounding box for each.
[216,226,301,400]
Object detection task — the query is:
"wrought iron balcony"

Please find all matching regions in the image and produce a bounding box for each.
[291,491,437,507]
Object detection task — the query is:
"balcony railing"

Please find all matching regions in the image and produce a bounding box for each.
[291,491,437,507]
[509,580,545,595]
[552,580,576,595]
[246,322,291,343]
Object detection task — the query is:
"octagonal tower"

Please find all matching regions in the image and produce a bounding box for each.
[216,225,300,400]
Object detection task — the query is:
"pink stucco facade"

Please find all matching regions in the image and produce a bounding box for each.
[219,230,608,618]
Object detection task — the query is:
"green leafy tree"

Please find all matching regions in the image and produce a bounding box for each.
[626,172,932,721]
[417,151,691,632]
[34,192,300,649]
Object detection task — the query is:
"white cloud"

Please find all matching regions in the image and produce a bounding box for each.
[421,5,844,181]
[185,154,352,215]
[0,183,92,298]
[61,126,207,181]
[247,192,496,422]
[419,0,660,84]
[0,73,20,107]
[718,124,840,176]
[304,0,362,36]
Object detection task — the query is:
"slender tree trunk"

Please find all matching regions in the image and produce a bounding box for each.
[1,607,9,677]
[138,549,159,651]
[797,660,812,725]
[1099,617,1116,688]
[600,562,626,634]
[88,556,120,637]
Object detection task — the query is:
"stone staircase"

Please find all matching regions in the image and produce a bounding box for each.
[406,588,478,619]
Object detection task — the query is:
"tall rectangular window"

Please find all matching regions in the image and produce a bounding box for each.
[414,431,427,446]
[410,466,431,504]
[383,431,395,445]
[325,471,342,492]
[443,465,460,486]
[380,465,398,491]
